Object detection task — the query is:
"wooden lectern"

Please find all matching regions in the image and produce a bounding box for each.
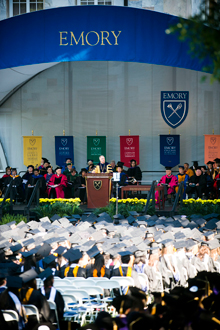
[86,173,112,208]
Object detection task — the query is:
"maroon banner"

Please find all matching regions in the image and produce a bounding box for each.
[120,135,140,168]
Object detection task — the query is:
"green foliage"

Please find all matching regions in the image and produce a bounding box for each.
[94,201,155,218]
[166,0,220,83]
[179,202,220,218]
[1,214,27,225]
[33,202,83,219]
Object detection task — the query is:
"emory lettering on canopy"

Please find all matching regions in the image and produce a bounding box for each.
[59,31,122,46]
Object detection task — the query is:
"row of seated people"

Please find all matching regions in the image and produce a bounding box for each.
[156,159,220,203]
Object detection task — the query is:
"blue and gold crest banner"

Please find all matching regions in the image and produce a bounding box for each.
[160,135,180,168]
[55,136,74,166]
[0,6,211,72]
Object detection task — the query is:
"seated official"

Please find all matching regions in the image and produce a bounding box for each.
[111,251,142,293]
[184,163,194,178]
[207,161,215,179]
[38,268,64,325]
[39,160,50,176]
[201,165,214,198]
[4,168,23,202]
[48,166,67,199]
[213,172,220,198]
[44,165,54,185]
[186,167,207,198]
[93,155,112,173]
[25,168,46,202]
[86,159,96,172]
[213,158,220,179]
[22,165,34,192]
[61,157,73,174]
[75,168,87,204]
[113,162,128,198]
[110,160,117,172]
[0,166,11,194]
[175,165,189,198]
[65,168,79,198]
[63,162,75,179]
[155,167,178,204]
[127,159,142,184]
[38,157,49,170]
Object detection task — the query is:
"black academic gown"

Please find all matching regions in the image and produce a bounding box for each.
[4,175,23,201]
[75,176,87,203]
[25,175,46,201]
[186,174,207,198]
[87,266,111,279]
[67,265,87,278]
[20,287,50,325]
[127,166,142,182]
[111,265,142,290]
[41,287,64,324]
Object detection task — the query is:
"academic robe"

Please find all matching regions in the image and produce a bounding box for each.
[40,287,64,324]
[22,171,34,191]
[155,174,178,203]
[65,173,79,198]
[93,162,112,173]
[75,176,87,203]
[127,166,142,182]
[186,174,207,198]
[67,265,87,278]
[44,173,54,184]
[87,266,111,279]
[184,168,194,177]
[111,265,142,290]
[144,263,163,292]
[213,173,220,198]
[26,175,46,198]
[47,174,67,198]
[4,175,23,201]
[175,173,189,198]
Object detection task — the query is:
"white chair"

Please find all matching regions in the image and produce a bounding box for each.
[138,273,149,292]
[111,276,134,287]
[2,310,19,322]
[47,300,60,330]
[53,279,73,287]
[62,294,86,326]
[23,304,40,323]
[87,277,109,282]
[68,279,96,288]
[54,285,77,292]
[96,280,122,299]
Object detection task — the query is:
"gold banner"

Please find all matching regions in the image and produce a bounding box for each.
[23,136,42,167]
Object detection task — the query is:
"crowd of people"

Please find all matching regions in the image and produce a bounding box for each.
[0,156,220,204]
[1,211,220,329]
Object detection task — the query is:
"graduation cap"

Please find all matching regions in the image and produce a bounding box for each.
[38,268,53,282]
[53,246,66,255]
[178,165,184,169]
[42,157,49,163]
[10,243,22,253]
[7,276,23,288]
[43,254,56,265]
[37,243,51,257]
[117,161,124,168]
[165,166,172,170]
[19,269,38,284]
[208,239,220,250]
[86,245,100,259]
[21,251,34,258]
[63,249,82,263]
[160,239,174,247]
[55,166,62,171]
[50,214,61,222]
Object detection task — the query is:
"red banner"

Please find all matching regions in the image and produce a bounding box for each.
[120,135,140,168]
[204,135,220,164]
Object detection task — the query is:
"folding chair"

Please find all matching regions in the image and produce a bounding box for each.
[68,279,96,288]
[138,273,149,292]
[96,280,122,299]
[54,285,77,292]
[78,286,108,318]
[2,310,19,322]
[87,277,109,282]
[62,294,85,326]
[23,304,40,323]
[111,276,134,287]
[47,300,60,330]
[53,278,73,287]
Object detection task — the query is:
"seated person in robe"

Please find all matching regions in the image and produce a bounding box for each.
[22,165,34,192]
[155,167,178,204]
[184,162,194,178]
[65,168,79,198]
[38,157,49,170]
[25,168,46,202]
[39,160,50,176]
[63,162,75,179]
[113,161,128,198]
[47,166,67,199]
[86,159,96,172]
[127,159,142,184]
[4,168,23,202]
[186,167,207,198]
[75,168,87,204]
[0,166,11,194]
[175,165,189,198]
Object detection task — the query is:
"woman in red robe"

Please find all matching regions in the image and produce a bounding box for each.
[47,167,67,198]
[155,167,178,204]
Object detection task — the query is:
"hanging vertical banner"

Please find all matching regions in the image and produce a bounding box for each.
[204,135,220,164]
[120,135,140,168]
[87,136,106,164]
[160,135,180,167]
[55,136,74,166]
[23,136,42,167]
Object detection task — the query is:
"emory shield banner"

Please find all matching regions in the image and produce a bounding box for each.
[204,135,220,164]
[120,135,140,168]
[55,136,74,166]
[23,136,42,167]
[160,135,180,167]
[87,136,106,164]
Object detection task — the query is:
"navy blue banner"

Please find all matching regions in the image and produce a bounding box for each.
[0,6,211,72]
[160,135,180,167]
[55,136,74,166]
